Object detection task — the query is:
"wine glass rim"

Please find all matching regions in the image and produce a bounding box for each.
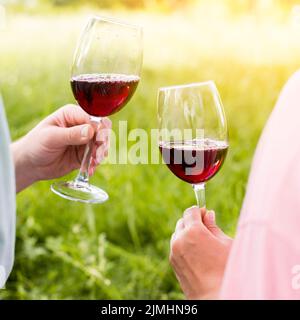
[159,80,216,91]
[89,15,142,30]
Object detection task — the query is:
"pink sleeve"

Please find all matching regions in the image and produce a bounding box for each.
[220,71,300,299]
[220,222,300,299]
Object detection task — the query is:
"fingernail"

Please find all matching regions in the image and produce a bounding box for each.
[184,208,191,214]
[208,211,215,223]
[81,125,89,138]
[184,206,194,216]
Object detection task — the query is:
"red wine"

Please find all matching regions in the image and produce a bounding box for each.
[159,139,228,184]
[71,73,140,117]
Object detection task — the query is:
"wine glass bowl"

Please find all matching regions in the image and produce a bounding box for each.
[159,139,228,185]
[158,81,228,208]
[51,16,143,204]
[70,73,140,117]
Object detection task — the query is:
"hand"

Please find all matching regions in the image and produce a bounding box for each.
[11,104,111,192]
[170,206,232,300]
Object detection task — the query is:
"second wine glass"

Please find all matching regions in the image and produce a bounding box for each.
[158,81,228,208]
[51,16,143,204]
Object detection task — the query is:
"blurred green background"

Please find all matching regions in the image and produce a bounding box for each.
[0,0,300,299]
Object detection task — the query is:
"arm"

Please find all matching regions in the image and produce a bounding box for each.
[10,104,111,193]
[220,71,300,299]
[171,71,300,300]
[170,206,232,300]
[11,139,36,192]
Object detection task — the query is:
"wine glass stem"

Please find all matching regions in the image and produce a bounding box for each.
[193,183,206,209]
[75,116,101,185]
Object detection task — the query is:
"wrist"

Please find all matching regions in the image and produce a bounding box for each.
[187,289,220,300]
[185,279,222,300]
[11,136,37,192]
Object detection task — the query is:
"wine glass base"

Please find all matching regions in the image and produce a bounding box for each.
[51,181,109,204]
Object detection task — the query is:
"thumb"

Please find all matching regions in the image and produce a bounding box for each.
[203,210,229,240]
[55,124,94,146]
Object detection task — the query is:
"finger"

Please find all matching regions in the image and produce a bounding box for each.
[51,124,94,146]
[95,144,106,164]
[89,159,97,176]
[170,218,185,244]
[96,127,111,145]
[89,166,95,177]
[170,232,177,244]
[200,207,207,219]
[183,206,203,228]
[183,206,206,218]
[175,218,185,233]
[96,118,111,143]
[55,104,91,127]
[203,210,229,239]
[101,117,112,129]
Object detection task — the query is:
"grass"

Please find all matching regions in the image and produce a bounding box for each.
[0,7,299,299]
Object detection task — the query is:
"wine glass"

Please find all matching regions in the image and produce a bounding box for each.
[158,81,228,208]
[51,16,143,203]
